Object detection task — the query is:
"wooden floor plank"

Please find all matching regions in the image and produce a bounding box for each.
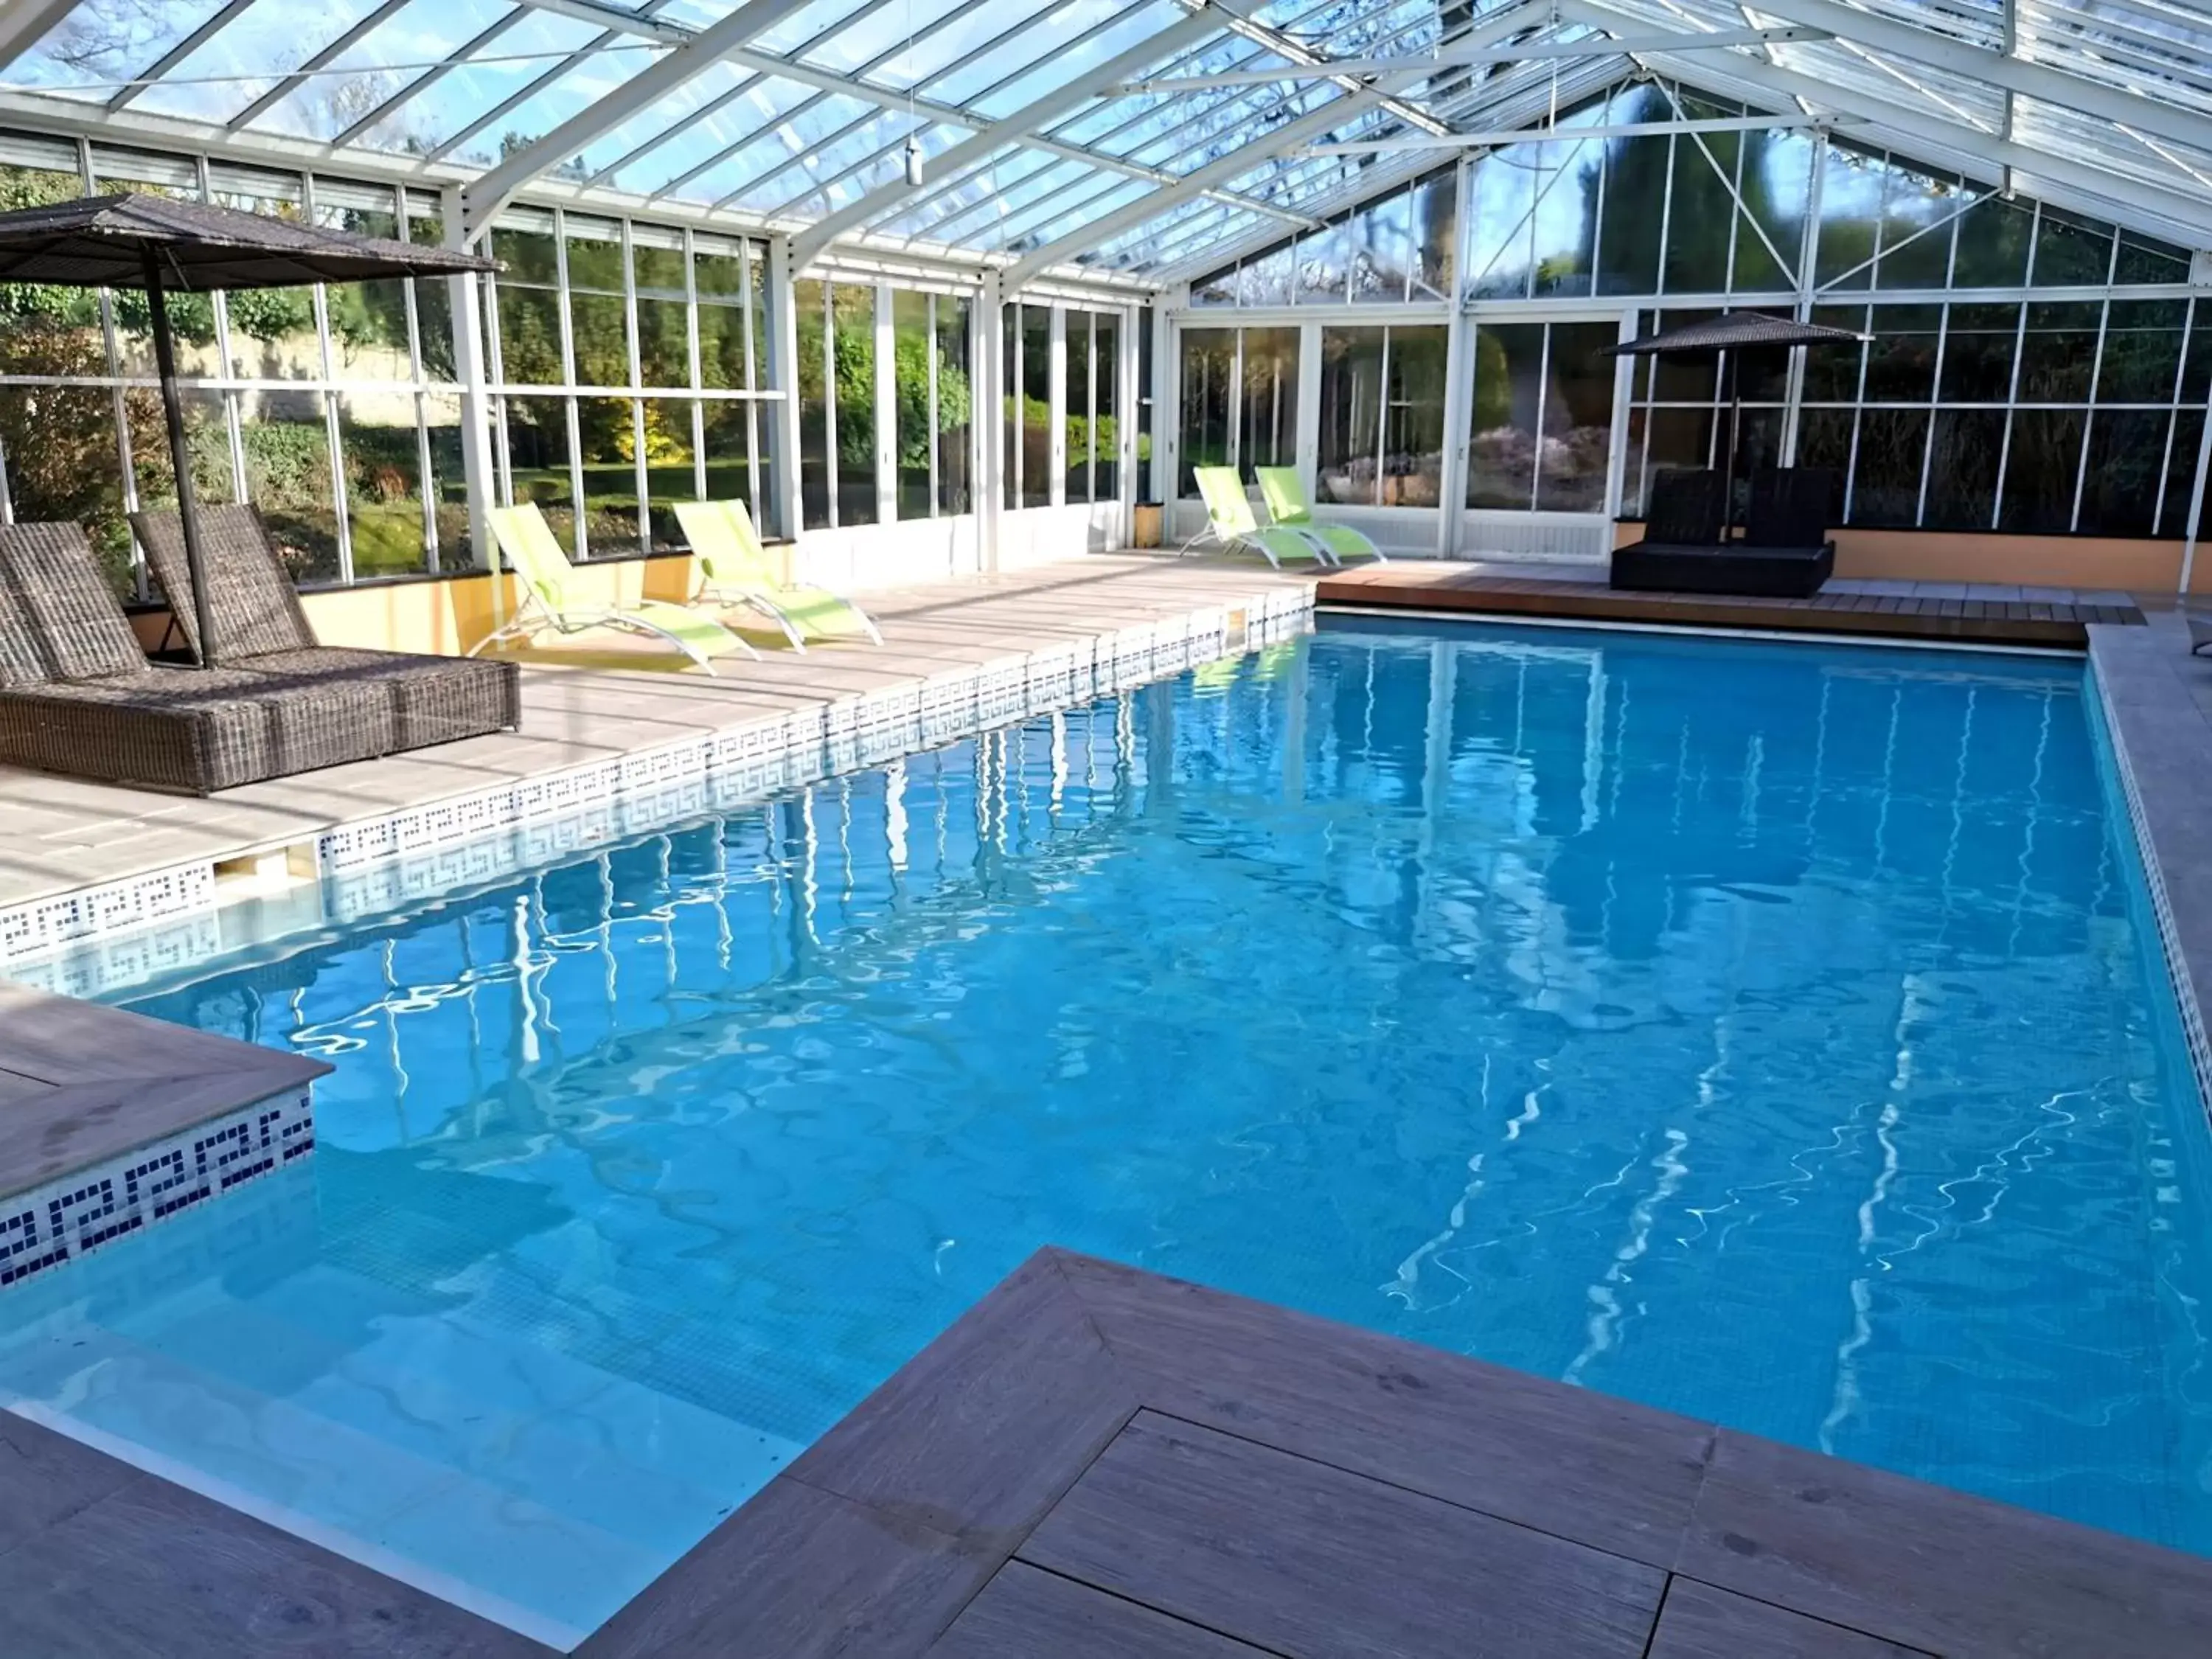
[928,1562,1271,1658]
[1677,1430,2212,1659]
[1647,1579,1932,1658]
[1021,1412,1663,1659]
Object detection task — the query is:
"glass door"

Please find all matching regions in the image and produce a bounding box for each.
[1459,314,1627,560]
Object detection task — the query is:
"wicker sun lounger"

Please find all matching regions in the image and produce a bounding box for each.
[0,521,445,793]
[130,504,520,755]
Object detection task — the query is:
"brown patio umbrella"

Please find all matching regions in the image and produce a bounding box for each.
[1604,311,1870,533]
[0,192,495,665]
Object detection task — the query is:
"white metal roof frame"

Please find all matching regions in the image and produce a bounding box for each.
[0,0,2204,289]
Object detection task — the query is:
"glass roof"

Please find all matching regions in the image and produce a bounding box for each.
[2,0,2207,282]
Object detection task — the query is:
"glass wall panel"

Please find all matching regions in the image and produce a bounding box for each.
[797,277,831,530]
[2014,302,2101,403]
[1020,302,1050,509]
[633,232,690,390]
[566,218,630,391]
[698,400,756,524]
[2032,207,2113,287]
[1873,161,1960,291]
[1410,172,1457,302]
[1938,304,2018,403]
[2078,408,2167,537]
[1849,408,1928,526]
[1065,310,1093,504]
[1803,305,1867,400]
[1540,321,1619,510]
[424,393,467,560]
[2097,301,2185,403]
[2163,413,2205,538]
[491,220,563,386]
[937,296,973,516]
[577,396,640,555]
[1467,149,1536,300]
[1735,128,1813,293]
[1383,327,1447,508]
[894,288,933,520]
[1998,408,2087,532]
[1178,327,1234,498]
[1862,306,1941,401]
[1596,85,1671,296]
[1923,408,2003,529]
[1950,195,2034,288]
[1813,142,1885,291]
[639,397,697,552]
[1317,326,1385,506]
[1351,189,1413,303]
[1001,310,1019,510]
[337,397,428,577]
[1239,327,1298,481]
[835,283,877,528]
[1663,108,1739,294]
[1467,322,1544,509]
[1532,136,1601,298]
[1095,313,1119,502]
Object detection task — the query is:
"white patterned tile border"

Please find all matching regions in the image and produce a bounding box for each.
[2090,661,2212,1119]
[1,1085,314,1292]
[0,584,1318,981]
[0,863,218,965]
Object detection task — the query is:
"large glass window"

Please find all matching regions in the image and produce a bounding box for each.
[1189,169,1455,311]
[891,287,973,521]
[1467,320,1619,512]
[1176,325,1296,499]
[1020,304,1051,509]
[1318,325,1447,508]
[936,296,973,516]
[1178,327,1234,498]
[1065,310,1093,504]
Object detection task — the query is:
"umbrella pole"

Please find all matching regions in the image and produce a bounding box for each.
[144,256,218,669]
[1722,350,1742,539]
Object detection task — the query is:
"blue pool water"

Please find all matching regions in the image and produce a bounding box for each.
[3,618,2209,1642]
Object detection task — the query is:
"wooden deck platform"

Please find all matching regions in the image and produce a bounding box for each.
[8,1247,2212,1653]
[582,1248,2210,1657]
[1317,560,2147,647]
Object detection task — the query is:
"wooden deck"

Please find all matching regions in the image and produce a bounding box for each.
[580,1248,2210,1657]
[8,1247,2212,1652]
[1317,560,2147,646]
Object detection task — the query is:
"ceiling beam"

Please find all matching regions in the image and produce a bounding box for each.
[459,0,814,237]
[1735,0,2212,157]
[787,5,1228,267]
[1115,27,1830,93]
[0,0,81,74]
[1304,111,1854,153]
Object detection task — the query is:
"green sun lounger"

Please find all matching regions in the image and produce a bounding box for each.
[1255,467,1387,563]
[474,503,758,672]
[672,499,882,650]
[1188,466,1332,568]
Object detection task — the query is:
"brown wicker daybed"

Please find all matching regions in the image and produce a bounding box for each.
[0,518,517,795]
[131,504,520,758]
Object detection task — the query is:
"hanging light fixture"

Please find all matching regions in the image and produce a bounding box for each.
[905,133,925,187]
